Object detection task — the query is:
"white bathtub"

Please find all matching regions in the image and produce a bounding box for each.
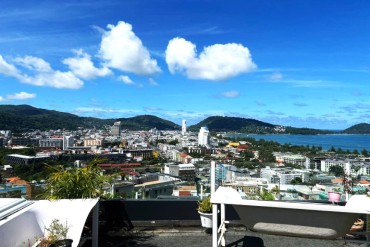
[211,187,370,239]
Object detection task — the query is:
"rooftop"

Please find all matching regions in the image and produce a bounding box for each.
[84,225,365,247]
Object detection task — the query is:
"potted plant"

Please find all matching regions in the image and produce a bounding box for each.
[197,197,212,228]
[36,219,73,247]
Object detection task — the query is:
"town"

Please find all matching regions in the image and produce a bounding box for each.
[1,120,369,202]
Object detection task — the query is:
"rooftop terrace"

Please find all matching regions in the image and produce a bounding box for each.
[79,199,368,247]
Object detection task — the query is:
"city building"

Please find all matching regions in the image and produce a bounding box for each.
[273,152,309,167]
[181,119,186,135]
[215,164,237,183]
[83,138,103,147]
[164,163,196,181]
[111,121,121,136]
[39,138,63,149]
[198,127,209,147]
[4,154,54,166]
[63,135,74,150]
[260,167,308,185]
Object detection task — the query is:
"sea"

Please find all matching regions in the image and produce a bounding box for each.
[225,134,370,151]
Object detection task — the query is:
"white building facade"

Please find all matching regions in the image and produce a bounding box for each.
[198,127,209,146]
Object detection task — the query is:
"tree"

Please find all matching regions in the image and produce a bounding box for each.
[42,165,111,199]
[290,177,302,185]
[259,188,275,201]
[168,140,179,145]
[329,165,344,177]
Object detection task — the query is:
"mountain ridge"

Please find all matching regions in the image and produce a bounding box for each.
[0,104,369,134]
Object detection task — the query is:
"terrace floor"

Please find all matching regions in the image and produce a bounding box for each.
[81,226,367,247]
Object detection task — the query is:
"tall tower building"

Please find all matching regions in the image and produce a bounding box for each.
[198,127,209,146]
[63,135,74,150]
[111,121,121,136]
[182,120,187,135]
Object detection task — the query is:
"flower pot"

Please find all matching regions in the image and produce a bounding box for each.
[198,211,212,228]
[328,192,341,202]
[50,239,73,247]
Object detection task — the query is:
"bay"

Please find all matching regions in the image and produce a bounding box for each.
[226,134,370,151]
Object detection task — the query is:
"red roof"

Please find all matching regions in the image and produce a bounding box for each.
[237,144,249,150]
[360,180,370,185]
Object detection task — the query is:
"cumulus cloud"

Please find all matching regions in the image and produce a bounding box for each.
[6,91,36,100]
[21,70,83,89]
[63,49,111,79]
[99,21,161,75]
[221,91,240,98]
[119,75,134,85]
[0,55,83,89]
[165,37,256,80]
[0,91,36,101]
[15,56,52,72]
[0,55,20,77]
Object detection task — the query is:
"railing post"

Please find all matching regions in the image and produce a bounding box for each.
[220,203,226,247]
[211,161,218,247]
[92,201,99,247]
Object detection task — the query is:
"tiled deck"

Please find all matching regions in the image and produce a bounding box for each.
[82,226,367,247]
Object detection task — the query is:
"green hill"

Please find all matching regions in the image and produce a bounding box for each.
[117,115,180,130]
[342,123,370,134]
[1,105,368,134]
[0,105,179,132]
[188,116,276,133]
[188,116,334,134]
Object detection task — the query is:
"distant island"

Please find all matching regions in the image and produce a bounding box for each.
[0,104,369,134]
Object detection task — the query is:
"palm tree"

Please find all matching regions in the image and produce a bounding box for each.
[42,165,112,199]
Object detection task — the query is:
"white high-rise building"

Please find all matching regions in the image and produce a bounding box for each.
[182,120,187,135]
[63,135,74,150]
[198,127,209,146]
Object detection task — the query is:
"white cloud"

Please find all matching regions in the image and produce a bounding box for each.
[0,91,36,101]
[148,78,159,86]
[99,21,161,75]
[63,49,111,79]
[269,72,283,80]
[119,75,134,85]
[0,55,20,77]
[6,91,36,100]
[165,37,257,80]
[21,70,83,89]
[0,54,84,89]
[15,55,52,72]
[221,91,240,98]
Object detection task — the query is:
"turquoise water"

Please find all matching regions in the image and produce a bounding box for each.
[226,134,370,151]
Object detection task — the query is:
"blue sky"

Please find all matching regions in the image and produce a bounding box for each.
[1,0,370,130]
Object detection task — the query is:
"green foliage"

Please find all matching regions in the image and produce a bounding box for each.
[290,177,302,185]
[197,197,212,213]
[168,139,179,145]
[38,219,69,246]
[259,188,275,201]
[117,115,180,130]
[0,105,180,132]
[329,165,345,177]
[42,165,111,199]
[188,116,275,132]
[343,123,370,134]
[284,127,333,135]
